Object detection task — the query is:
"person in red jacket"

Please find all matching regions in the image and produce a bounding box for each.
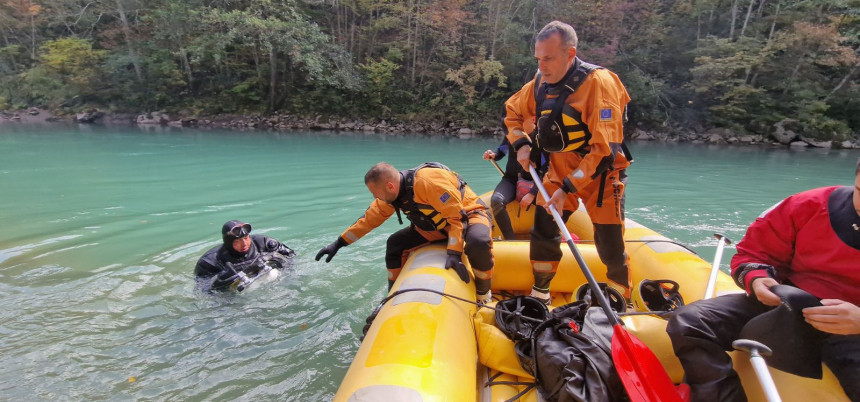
[667,159,860,402]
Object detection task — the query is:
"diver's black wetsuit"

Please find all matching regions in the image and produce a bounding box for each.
[195,235,295,291]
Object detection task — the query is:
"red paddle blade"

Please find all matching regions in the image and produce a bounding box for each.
[611,325,687,402]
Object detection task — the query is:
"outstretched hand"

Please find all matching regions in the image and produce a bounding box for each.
[315,238,346,263]
[803,299,860,335]
[483,150,496,160]
[444,254,470,283]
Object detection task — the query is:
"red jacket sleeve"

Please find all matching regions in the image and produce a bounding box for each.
[730,194,814,292]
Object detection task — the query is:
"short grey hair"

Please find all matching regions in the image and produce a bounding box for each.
[536,21,578,49]
[365,162,399,185]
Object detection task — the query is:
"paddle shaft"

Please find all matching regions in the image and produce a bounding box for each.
[704,233,732,299]
[528,166,620,325]
[749,353,782,402]
[490,159,504,176]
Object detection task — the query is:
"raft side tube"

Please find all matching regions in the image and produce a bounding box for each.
[334,245,478,402]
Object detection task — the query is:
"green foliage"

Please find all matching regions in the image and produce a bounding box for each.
[618,68,672,125]
[228,77,264,103]
[796,100,851,141]
[21,38,108,107]
[445,51,507,105]
[358,57,399,115]
[0,45,27,74]
[0,0,856,139]
[39,38,107,84]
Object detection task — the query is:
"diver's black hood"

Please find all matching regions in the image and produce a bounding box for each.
[222,220,253,257]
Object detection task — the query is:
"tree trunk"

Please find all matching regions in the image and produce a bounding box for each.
[180,47,192,89]
[824,48,860,102]
[253,42,262,83]
[351,6,357,58]
[739,0,756,38]
[411,0,421,86]
[767,0,781,44]
[29,0,36,61]
[756,0,767,18]
[488,0,500,59]
[696,14,701,44]
[368,5,379,60]
[707,0,721,37]
[406,0,413,85]
[269,46,276,112]
[115,0,142,81]
[0,21,11,46]
[783,56,804,94]
[334,0,343,43]
[0,22,16,72]
[729,0,739,41]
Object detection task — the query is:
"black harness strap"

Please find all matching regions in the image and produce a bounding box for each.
[596,170,608,208]
[392,162,468,231]
[534,58,599,141]
[534,59,633,207]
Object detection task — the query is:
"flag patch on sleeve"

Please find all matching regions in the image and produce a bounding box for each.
[440,192,451,203]
[600,108,613,121]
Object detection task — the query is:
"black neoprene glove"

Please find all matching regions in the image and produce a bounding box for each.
[444,253,470,283]
[264,239,296,257]
[315,237,348,263]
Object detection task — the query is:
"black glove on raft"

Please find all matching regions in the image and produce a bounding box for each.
[315,237,348,263]
[444,253,470,284]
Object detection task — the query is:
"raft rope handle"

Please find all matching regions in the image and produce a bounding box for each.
[371,287,545,324]
[362,287,673,338]
[484,352,538,402]
[486,381,536,402]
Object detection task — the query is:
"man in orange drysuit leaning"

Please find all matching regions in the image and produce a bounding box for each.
[504,20,633,303]
[315,162,494,303]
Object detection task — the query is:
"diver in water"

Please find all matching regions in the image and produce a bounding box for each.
[195,220,296,292]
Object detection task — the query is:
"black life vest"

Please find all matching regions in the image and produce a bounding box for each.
[534,58,601,154]
[533,59,634,164]
[391,162,468,232]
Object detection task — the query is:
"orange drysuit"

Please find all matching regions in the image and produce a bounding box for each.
[340,164,494,291]
[504,58,632,294]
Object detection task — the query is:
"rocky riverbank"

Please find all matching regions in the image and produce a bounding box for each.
[3,108,858,149]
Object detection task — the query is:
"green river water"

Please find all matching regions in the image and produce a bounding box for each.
[0,124,857,400]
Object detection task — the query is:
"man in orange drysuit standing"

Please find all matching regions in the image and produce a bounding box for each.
[504,20,632,303]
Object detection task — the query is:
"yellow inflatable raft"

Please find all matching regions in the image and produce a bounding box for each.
[334,195,849,401]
